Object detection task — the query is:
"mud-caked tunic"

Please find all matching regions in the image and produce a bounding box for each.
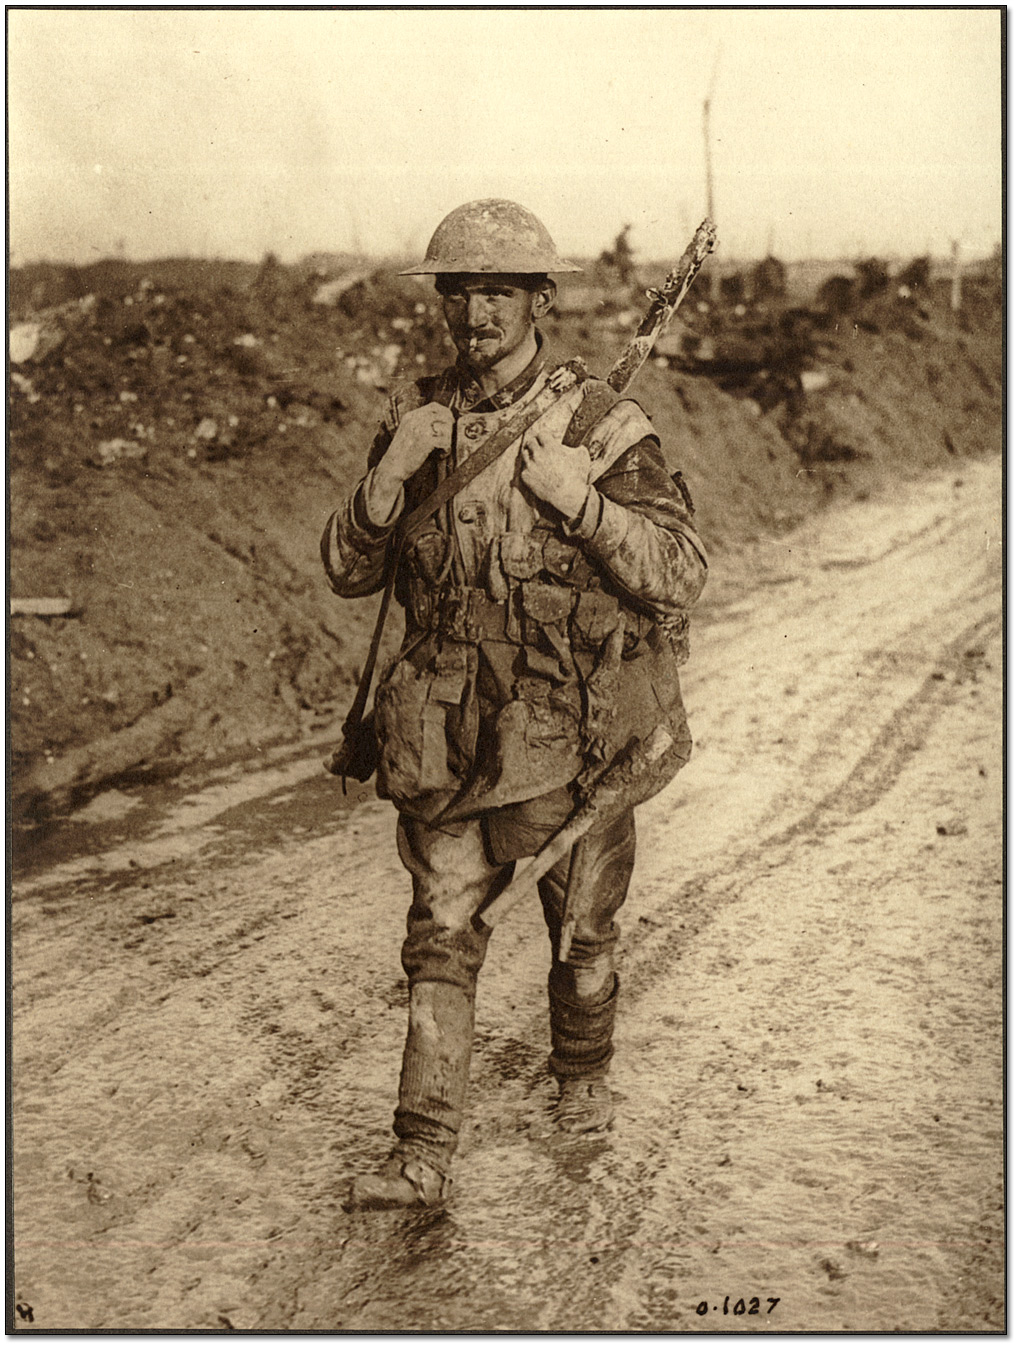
[322,340,707,1172]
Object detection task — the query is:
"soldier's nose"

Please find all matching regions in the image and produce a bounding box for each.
[466,294,490,329]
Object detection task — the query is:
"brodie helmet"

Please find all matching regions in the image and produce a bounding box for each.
[399,199,582,276]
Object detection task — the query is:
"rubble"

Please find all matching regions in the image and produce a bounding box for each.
[91,438,148,466]
[9,293,96,364]
[312,268,373,306]
[11,597,75,617]
[10,322,41,364]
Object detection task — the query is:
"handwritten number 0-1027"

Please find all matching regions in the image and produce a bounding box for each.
[695,1297,780,1316]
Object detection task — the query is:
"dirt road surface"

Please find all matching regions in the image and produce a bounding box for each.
[11,457,1003,1333]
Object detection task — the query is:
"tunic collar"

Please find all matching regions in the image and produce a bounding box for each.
[453,331,548,413]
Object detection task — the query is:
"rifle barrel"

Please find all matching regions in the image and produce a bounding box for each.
[606,219,717,394]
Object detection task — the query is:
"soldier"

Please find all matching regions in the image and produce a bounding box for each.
[322,199,707,1210]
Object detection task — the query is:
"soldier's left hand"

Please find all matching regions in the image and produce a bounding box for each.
[520,428,591,519]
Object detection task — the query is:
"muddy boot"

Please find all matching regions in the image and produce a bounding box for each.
[553,1077,615,1133]
[548,972,619,1133]
[344,1155,451,1211]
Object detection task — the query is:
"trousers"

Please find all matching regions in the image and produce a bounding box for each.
[390,798,636,1174]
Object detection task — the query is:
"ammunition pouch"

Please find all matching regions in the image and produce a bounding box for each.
[375,645,475,816]
[430,587,510,644]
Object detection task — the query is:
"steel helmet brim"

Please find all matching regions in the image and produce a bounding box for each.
[398,198,584,276]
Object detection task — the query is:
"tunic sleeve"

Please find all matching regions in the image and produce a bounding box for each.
[564,431,707,618]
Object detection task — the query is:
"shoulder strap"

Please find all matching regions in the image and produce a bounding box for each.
[563,380,620,449]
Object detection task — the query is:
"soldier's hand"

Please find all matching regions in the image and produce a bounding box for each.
[520,427,591,520]
[367,403,454,522]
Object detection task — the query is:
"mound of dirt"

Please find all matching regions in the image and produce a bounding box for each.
[9,256,1001,823]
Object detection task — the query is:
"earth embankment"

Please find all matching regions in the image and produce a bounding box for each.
[9,258,1001,821]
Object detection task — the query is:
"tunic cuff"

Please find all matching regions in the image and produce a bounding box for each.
[581,494,632,557]
[560,485,603,541]
[354,472,403,538]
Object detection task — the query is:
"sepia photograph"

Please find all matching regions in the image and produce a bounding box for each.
[8,6,1004,1333]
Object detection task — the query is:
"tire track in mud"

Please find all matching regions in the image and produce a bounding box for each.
[766,614,998,843]
[475,641,997,1334]
[461,633,1001,1334]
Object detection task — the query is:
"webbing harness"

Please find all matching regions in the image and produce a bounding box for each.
[324,358,607,782]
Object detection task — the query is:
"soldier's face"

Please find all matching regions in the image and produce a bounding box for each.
[438,275,551,372]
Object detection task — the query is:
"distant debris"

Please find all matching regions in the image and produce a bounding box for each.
[10,371,40,403]
[597,225,636,287]
[10,294,96,364]
[312,268,374,306]
[91,438,148,467]
[800,370,830,394]
[751,255,787,303]
[343,342,403,389]
[720,271,747,305]
[816,273,857,316]
[897,256,931,294]
[9,322,41,364]
[854,257,890,301]
[11,597,76,618]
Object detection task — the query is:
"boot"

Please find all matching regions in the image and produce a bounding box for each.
[554,1077,615,1133]
[345,1155,450,1211]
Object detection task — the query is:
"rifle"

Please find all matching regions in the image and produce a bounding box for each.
[472,221,718,949]
[325,219,717,789]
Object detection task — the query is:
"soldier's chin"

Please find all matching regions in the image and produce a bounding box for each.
[460,342,501,371]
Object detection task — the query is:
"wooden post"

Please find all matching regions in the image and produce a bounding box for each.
[950,239,962,312]
[702,97,721,304]
[702,44,722,304]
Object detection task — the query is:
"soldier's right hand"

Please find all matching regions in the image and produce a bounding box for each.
[365,403,454,524]
[380,402,454,487]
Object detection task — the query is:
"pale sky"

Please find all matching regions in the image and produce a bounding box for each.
[8,8,1003,267]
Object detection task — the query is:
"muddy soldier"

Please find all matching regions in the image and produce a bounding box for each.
[322,200,707,1209]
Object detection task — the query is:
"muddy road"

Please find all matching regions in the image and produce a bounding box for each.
[11,457,1003,1333]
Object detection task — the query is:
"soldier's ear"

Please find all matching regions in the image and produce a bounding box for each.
[531,278,556,320]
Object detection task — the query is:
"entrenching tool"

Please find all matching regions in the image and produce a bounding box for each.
[471,711,688,956]
[324,219,717,790]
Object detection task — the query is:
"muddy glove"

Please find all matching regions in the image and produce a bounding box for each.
[365,402,455,525]
[520,426,591,520]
